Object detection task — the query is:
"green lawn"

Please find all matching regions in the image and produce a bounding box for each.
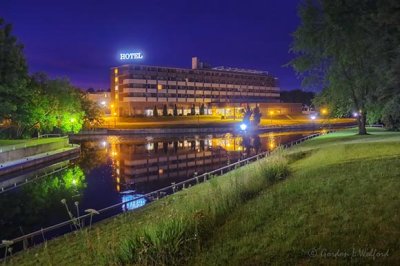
[193,128,400,265]
[0,137,66,149]
[6,127,400,265]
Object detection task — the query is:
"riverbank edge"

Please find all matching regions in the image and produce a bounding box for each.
[0,145,80,177]
[73,122,356,137]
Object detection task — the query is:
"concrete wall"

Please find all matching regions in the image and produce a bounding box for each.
[0,138,69,164]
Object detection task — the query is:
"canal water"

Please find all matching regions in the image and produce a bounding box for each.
[0,131,315,244]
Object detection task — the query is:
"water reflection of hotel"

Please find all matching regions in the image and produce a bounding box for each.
[104,132,310,193]
[108,134,260,192]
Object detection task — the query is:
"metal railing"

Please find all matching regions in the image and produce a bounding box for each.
[38,134,65,138]
[0,131,328,251]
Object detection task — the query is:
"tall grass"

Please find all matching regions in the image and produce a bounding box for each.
[111,150,290,265]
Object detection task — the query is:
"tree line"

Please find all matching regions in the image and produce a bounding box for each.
[0,18,101,138]
[290,0,400,133]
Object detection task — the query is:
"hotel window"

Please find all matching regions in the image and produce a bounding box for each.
[114,68,118,74]
[114,77,118,82]
[115,85,118,91]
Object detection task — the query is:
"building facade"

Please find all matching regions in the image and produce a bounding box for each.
[110,57,299,117]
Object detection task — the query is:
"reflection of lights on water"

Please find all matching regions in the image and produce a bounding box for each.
[116,168,120,175]
[269,142,276,149]
[146,143,154,151]
[111,151,118,157]
[101,141,107,148]
[122,194,147,212]
[159,168,164,175]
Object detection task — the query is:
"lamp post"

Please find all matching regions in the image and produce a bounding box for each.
[321,108,329,129]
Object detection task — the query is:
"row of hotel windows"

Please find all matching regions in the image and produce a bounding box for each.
[119,83,279,93]
[114,73,275,85]
[118,76,275,85]
[122,93,278,99]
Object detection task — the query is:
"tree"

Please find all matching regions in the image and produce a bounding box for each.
[199,103,205,115]
[242,104,252,124]
[381,95,400,130]
[29,74,85,134]
[173,104,178,116]
[190,104,196,115]
[162,104,168,116]
[290,0,400,135]
[253,105,262,126]
[0,18,31,137]
[153,106,158,117]
[81,93,103,130]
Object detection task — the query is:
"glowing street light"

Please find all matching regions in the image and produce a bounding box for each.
[240,123,247,131]
[353,112,359,118]
[321,108,328,115]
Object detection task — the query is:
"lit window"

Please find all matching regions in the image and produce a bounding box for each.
[115,77,118,82]
[115,85,118,91]
[115,94,119,99]
[157,84,163,90]
[114,68,118,74]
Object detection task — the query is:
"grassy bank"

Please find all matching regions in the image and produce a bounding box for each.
[7,128,400,265]
[0,137,66,149]
[193,128,400,265]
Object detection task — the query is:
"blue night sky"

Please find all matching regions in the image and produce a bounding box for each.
[1,0,302,90]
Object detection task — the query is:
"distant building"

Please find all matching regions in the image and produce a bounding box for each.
[110,57,301,117]
[86,92,111,114]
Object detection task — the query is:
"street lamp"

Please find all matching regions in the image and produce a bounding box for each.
[320,108,330,129]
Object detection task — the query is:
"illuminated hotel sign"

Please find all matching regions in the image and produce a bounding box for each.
[120,52,143,60]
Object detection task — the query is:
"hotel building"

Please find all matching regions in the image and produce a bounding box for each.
[110,57,301,117]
